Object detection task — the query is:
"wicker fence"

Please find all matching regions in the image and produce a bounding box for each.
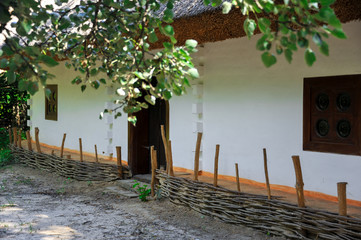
[10,145,130,181]
[156,171,361,240]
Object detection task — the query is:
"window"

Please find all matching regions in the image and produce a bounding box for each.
[303,74,361,155]
[45,84,58,121]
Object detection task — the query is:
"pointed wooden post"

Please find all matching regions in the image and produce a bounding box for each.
[160,125,169,173]
[8,128,12,145]
[35,127,41,153]
[18,129,22,148]
[79,138,83,162]
[337,182,348,216]
[193,132,203,181]
[116,146,123,179]
[151,146,158,197]
[235,163,241,192]
[263,148,272,200]
[12,127,17,146]
[292,155,305,208]
[94,144,99,163]
[213,144,220,187]
[60,133,66,158]
[168,140,174,176]
[26,130,32,151]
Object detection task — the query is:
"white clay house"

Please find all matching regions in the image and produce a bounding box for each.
[28,1,361,203]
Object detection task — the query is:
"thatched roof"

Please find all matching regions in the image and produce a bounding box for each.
[152,0,361,48]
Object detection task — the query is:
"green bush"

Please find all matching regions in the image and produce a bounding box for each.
[0,128,12,167]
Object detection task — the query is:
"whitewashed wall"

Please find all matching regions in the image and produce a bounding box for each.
[29,63,128,160]
[29,21,361,201]
[169,21,361,201]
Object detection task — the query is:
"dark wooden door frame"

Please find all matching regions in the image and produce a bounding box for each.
[127,100,169,175]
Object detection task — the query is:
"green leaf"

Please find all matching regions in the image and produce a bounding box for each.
[145,95,156,105]
[40,55,59,67]
[163,42,173,50]
[243,18,256,39]
[163,25,174,37]
[297,38,309,48]
[134,71,145,79]
[258,18,271,33]
[331,29,347,39]
[185,39,198,49]
[128,116,137,126]
[91,80,100,89]
[256,35,268,51]
[18,79,29,91]
[21,20,31,33]
[222,2,232,14]
[261,52,277,68]
[320,0,336,6]
[81,85,87,92]
[305,49,316,66]
[319,42,329,56]
[149,31,158,43]
[329,15,342,29]
[6,71,16,84]
[284,49,293,63]
[211,0,222,7]
[0,59,8,68]
[100,78,106,84]
[45,88,52,99]
[90,68,98,76]
[188,68,199,78]
[28,82,39,95]
[163,90,172,100]
[312,33,322,46]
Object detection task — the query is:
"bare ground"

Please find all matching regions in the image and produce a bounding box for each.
[0,164,284,240]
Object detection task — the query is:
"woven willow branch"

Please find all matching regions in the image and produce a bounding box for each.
[10,145,130,181]
[156,171,361,240]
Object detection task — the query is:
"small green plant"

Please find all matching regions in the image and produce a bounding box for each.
[132,180,151,202]
[0,149,12,167]
[0,179,8,191]
[15,176,33,185]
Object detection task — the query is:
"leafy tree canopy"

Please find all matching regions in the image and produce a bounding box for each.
[0,0,346,122]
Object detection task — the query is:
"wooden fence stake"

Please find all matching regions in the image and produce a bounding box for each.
[235,163,241,192]
[12,127,17,146]
[94,144,99,163]
[66,155,71,159]
[168,140,174,176]
[8,128,12,145]
[116,146,123,179]
[35,127,41,153]
[160,125,169,174]
[51,150,55,155]
[213,144,220,187]
[292,155,305,208]
[18,129,22,148]
[60,133,66,158]
[151,146,158,197]
[337,182,348,216]
[263,148,272,200]
[26,130,32,151]
[193,132,203,181]
[79,138,83,162]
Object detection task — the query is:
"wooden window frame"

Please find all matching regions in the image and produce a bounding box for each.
[45,84,58,121]
[303,74,361,155]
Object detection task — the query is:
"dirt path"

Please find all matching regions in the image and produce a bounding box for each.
[0,164,283,240]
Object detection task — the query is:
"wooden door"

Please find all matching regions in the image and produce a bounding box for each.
[128,99,167,175]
